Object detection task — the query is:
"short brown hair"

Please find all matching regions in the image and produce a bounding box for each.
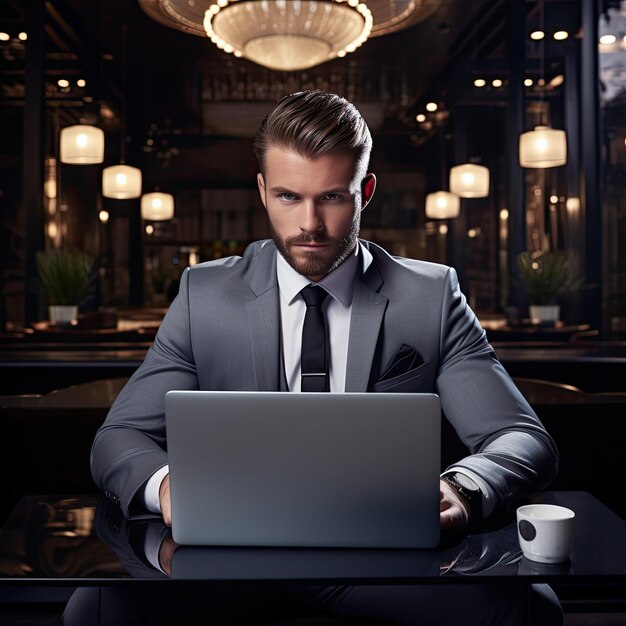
[253,90,372,177]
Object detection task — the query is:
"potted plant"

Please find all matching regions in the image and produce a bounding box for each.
[517,250,580,324]
[36,249,94,324]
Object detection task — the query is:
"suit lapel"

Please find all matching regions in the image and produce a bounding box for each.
[345,250,388,392]
[245,242,281,391]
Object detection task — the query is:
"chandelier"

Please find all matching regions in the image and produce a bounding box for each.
[204,1,372,71]
[139,0,440,71]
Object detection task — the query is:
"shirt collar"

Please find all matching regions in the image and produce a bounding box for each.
[276,241,372,308]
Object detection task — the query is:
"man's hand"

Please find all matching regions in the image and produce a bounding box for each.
[159,474,172,526]
[439,478,470,530]
[158,533,180,576]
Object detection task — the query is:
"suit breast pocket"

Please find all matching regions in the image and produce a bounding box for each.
[370,362,429,393]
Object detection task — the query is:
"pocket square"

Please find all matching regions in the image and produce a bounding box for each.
[379,344,424,381]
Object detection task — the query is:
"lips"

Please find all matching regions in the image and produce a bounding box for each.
[293,243,328,249]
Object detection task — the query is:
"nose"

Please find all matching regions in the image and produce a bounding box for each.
[300,200,324,235]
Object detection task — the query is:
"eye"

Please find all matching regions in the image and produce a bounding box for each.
[322,193,344,202]
[278,192,298,201]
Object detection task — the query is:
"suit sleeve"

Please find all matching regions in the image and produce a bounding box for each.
[436,267,559,513]
[90,267,198,517]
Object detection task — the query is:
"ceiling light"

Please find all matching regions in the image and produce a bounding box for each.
[549,74,564,87]
[57,79,69,88]
[473,78,486,87]
[449,164,490,198]
[103,165,143,199]
[60,125,105,164]
[18,32,27,41]
[201,0,373,71]
[566,198,580,213]
[416,114,426,123]
[599,34,617,45]
[500,209,509,220]
[77,79,86,87]
[553,31,568,40]
[425,191,460,219]
[439,224,448,235]
[519,126,567,168]
[468,228,478,238]
[425,102,438,112]
[524,78,534,87]
[530,31,544,40]
[549,195,559,204]
[145,224,154,235]
[141,192,175,221]
[492,79,503,88]
[99,210,110,224]
[0,33,10,41]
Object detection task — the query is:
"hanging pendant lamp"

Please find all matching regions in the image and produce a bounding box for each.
[519,126,567,168]
[103,164,142,199]
[425,191,460,219]
[449,164,490,198]
[141,192,175,221]
[60,125,105,164]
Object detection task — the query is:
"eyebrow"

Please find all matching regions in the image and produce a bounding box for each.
[268,186,352,195]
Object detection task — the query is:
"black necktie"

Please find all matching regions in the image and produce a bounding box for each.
[300,285,329,392]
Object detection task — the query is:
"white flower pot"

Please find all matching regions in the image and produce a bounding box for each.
[48,305,79,324]
[529,305,560,325]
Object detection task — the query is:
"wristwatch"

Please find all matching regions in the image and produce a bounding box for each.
[442,472,483,521]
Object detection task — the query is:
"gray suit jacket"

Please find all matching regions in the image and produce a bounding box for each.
[91,239,558,517]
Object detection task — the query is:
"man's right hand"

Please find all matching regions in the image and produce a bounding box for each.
[159,473,172,526]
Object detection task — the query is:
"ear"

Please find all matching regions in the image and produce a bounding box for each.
[360,173,377,210]
[256,172,267,210]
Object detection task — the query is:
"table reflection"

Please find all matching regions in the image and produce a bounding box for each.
[0,494,538,582]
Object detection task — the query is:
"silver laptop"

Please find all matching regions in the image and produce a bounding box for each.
[165,391,441,548]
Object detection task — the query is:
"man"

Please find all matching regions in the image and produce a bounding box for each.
[90,91,561,624]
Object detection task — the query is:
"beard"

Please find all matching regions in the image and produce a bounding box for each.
[271,214,361,281]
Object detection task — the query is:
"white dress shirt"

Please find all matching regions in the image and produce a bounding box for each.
[142,242,495,517]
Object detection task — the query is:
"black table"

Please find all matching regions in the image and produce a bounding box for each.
[0,491,625,586]
[1,492,625,625]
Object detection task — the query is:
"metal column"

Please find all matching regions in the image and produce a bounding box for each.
[581,0,603,332]
[506,0,527,313]
[22,0,46,325]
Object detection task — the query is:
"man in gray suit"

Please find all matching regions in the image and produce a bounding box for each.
[90,91,561,624]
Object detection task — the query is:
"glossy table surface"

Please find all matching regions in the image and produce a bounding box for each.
[1,492,625,586]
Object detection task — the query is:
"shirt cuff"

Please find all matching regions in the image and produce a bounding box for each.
[143,465,170,514]
[441,466,497,517]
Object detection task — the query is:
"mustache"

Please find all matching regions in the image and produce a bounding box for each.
[286,234,332,245]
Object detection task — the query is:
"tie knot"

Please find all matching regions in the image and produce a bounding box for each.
[301,285,328,308]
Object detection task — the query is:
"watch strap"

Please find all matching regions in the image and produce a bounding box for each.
[442,472,483,521]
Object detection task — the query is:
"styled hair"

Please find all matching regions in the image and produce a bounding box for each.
[253,90,372,177]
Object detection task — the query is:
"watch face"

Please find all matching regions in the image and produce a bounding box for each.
[453,473,479,493]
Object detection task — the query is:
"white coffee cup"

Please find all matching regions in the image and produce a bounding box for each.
[516,504,575,564]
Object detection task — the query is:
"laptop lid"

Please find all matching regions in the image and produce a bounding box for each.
[165,391,441,548]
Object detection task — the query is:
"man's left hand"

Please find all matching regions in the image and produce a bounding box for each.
[439,478,470,530]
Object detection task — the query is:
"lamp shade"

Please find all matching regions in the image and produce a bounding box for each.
[141,192,174,221]
[449,164,490,198]
[425,191,460,219]
[60,125,105,164]
[519,126,567,168]
[103,165,142,199]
